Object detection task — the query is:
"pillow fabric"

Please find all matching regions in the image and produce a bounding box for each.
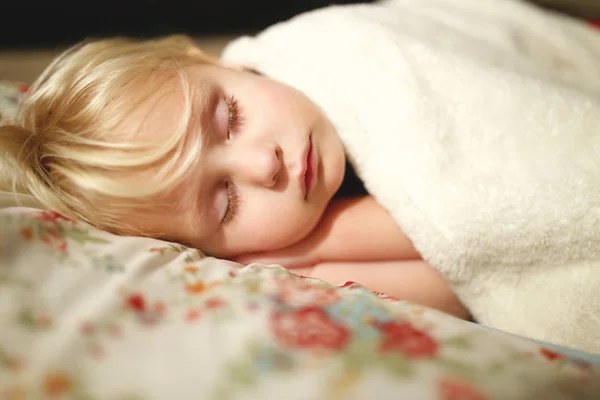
[1,205,600,399]
[0,81,28,123]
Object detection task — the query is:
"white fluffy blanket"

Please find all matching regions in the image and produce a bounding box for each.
[221,0,600,353]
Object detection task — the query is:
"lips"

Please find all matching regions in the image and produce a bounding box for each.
[301,134,317,199]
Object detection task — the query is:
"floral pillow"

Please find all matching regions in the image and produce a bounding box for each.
[1,205,600,400]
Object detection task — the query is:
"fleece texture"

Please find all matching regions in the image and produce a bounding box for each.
[222,0,600,353]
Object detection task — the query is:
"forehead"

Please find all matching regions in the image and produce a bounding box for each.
[120,74,189,144]
[117,64,225,145]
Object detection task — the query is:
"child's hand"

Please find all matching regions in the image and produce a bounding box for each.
[234,196,420,268]
[233,229,324,269]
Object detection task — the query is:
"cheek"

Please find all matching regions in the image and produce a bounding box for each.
[317,123,346,196]
[236,201,320,252]
[245,84,299,125]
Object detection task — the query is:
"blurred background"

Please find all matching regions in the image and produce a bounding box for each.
[0,0,599,82]
[0,0,376,49]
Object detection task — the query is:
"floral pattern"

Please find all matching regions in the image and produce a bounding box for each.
[377,320,439,359]
[271,306,351,351]
[438,377,489,400]
[1,205,600,399]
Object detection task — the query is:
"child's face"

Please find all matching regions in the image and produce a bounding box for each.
[123,64,345,257]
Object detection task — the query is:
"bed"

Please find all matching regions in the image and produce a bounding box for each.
[1,200,600,399]
[2,81,600,399]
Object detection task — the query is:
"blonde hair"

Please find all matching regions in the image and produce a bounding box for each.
[0,34,218,234]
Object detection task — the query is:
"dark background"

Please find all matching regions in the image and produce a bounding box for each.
[0,1,372,49]
[0,0,598,49]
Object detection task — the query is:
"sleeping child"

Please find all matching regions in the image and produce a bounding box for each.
[0,17,468,318]
[3,0,600,352]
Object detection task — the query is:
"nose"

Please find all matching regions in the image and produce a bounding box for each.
[230,143,282,188]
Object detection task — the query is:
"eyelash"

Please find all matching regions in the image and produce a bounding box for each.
[225,94,242,138]
[222,181,239,226]
[222,95,242,225]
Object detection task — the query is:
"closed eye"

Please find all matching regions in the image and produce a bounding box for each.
[225,94,243,138]
[222,181,239,225]
[221,95,243,226]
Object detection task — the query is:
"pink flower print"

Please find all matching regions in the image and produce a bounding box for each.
[35,210,74,224]
[540,347,565,362]
[378,321,439,359]
[41,230,68,253]
[438,377,489,400]
[271,307,350,352]
[125,294,146,313]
